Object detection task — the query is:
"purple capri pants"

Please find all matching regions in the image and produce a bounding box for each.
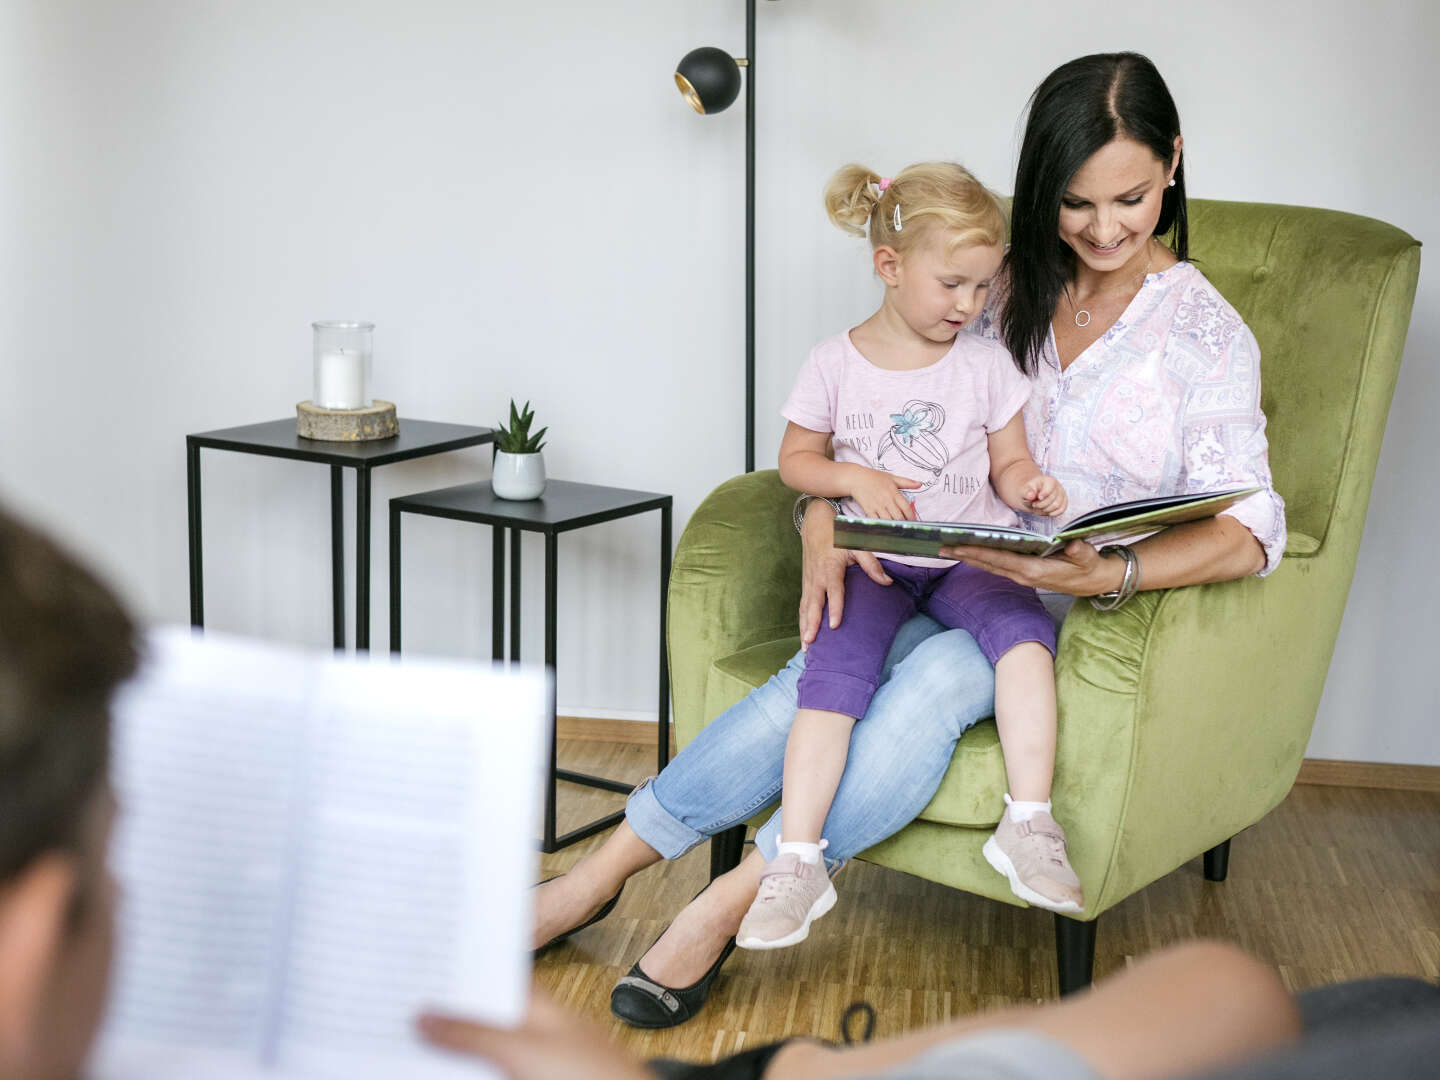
[797,559,1056,720]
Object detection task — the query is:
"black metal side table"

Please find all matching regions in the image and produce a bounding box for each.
[389,479,673,852]
[187,419,493,651]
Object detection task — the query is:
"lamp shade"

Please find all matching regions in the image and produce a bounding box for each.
[674,46,742,114]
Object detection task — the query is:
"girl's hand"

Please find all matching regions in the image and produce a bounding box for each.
[800,497,892,647]
[1024,475,1068,517]
[938,538,1122,597]
[851,467,924,521]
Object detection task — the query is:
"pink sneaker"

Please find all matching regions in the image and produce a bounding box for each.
[982,810,1085,913]
[736,853,837,950]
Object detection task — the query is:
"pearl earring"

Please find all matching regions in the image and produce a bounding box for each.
[1167,178,1177,188]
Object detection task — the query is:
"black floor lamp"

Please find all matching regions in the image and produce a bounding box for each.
[675,0,776,474]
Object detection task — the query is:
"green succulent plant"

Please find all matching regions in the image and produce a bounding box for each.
[494,399,548,454]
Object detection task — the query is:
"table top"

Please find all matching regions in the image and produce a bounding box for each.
[187,418,493,467]
[392,479,671,532]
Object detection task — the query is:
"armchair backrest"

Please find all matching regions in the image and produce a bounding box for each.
[1185,200,1420,553]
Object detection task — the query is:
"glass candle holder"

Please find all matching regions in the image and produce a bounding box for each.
[312,321,374,410]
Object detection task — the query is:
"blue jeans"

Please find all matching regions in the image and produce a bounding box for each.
[625,615,996,871]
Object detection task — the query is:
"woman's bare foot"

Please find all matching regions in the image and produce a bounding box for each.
[636,850,766,985]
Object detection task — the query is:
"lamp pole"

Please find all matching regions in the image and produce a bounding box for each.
[674,0,770,471]
[744,0,756,473]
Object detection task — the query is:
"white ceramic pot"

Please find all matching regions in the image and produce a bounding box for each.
[491,449,547,500]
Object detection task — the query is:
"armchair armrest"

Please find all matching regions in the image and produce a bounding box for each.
[668,470,801,744]
[1053,548,1345,915]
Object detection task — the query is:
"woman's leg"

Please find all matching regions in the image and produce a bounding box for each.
[533,823,663,948]
[635,615,956,985]
[754,624,996,864]
[534,650,807,949]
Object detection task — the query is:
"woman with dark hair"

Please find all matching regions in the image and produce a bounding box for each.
[533,51,1285,1030]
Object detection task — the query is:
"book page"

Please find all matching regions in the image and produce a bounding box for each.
[92,631,549,1080]
[1057,486,1261,536]
[92,629,314,1077]
[271,656,548,1080]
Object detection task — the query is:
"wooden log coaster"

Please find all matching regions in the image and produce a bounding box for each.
[296,400,399,442]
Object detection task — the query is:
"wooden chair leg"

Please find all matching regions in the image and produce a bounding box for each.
[1055,914,1097,996]
[1204,838,1232,882]
[709,824,746,880]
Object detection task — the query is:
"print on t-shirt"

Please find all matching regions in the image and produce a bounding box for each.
[876,399,948,502]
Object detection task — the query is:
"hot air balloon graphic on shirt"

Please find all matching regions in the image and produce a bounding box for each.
[876,400,949,501]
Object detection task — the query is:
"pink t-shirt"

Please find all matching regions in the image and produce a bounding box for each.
[782,330,1031,567]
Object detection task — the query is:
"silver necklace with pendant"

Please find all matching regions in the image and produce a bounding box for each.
[1070,239,1156,328]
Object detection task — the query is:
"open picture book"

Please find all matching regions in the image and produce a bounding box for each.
[833,486,1261,558]
[92,628,550,1080]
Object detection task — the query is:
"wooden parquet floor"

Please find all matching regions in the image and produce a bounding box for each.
[535,739,1440,1064]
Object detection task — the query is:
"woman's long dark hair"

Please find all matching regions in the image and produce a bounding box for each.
[1003,52,1188,375]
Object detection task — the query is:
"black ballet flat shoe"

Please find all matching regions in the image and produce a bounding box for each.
[533,878,624,958]
[610,936,738,1029]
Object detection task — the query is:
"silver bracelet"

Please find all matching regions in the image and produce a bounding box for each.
[792,494,843,534]
[1089,545,1141,611]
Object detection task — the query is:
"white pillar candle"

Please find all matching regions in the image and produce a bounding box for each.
[315,349,365,410]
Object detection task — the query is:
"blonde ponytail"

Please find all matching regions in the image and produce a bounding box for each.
[824,164,886,238]
[822,161,1006,255]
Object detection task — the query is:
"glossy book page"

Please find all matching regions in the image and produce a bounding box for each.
[834,486,1260,559]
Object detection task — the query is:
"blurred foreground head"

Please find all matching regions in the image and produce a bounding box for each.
[0,507,138,1080]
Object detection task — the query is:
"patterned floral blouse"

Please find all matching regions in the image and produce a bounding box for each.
[971,261,1287,575]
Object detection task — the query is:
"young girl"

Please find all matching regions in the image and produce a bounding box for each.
[736,162,1082,951]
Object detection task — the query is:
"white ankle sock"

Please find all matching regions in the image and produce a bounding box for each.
[776,839,827,864]
[1005,794,1052,823]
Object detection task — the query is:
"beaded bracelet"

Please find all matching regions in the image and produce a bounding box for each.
[1090,544,1141,611]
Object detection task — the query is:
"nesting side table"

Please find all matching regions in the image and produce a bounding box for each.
[186,419,493,651]
[388,479,673,853]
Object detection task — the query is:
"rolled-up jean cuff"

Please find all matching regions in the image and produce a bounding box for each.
[795,669,876,720]
[624,779,707,860]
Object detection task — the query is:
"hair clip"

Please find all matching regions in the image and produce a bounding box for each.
[878,177,892,191]
[893,203,903,231]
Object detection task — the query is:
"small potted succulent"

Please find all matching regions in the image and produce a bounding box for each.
[491,399,548,500]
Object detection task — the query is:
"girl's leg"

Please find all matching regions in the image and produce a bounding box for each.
[731,709,853,951]
[779,709,857,845]
[755,624,996,864]
[740,568,913,948]
[983,640,1081,912]
[992,642,1057,803]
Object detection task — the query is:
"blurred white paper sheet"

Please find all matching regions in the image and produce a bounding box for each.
[90,628,550,1080]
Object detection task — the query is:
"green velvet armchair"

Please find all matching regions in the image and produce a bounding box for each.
[667,199,1421,992]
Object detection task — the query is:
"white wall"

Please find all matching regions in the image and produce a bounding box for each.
[2,0,1435,763]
